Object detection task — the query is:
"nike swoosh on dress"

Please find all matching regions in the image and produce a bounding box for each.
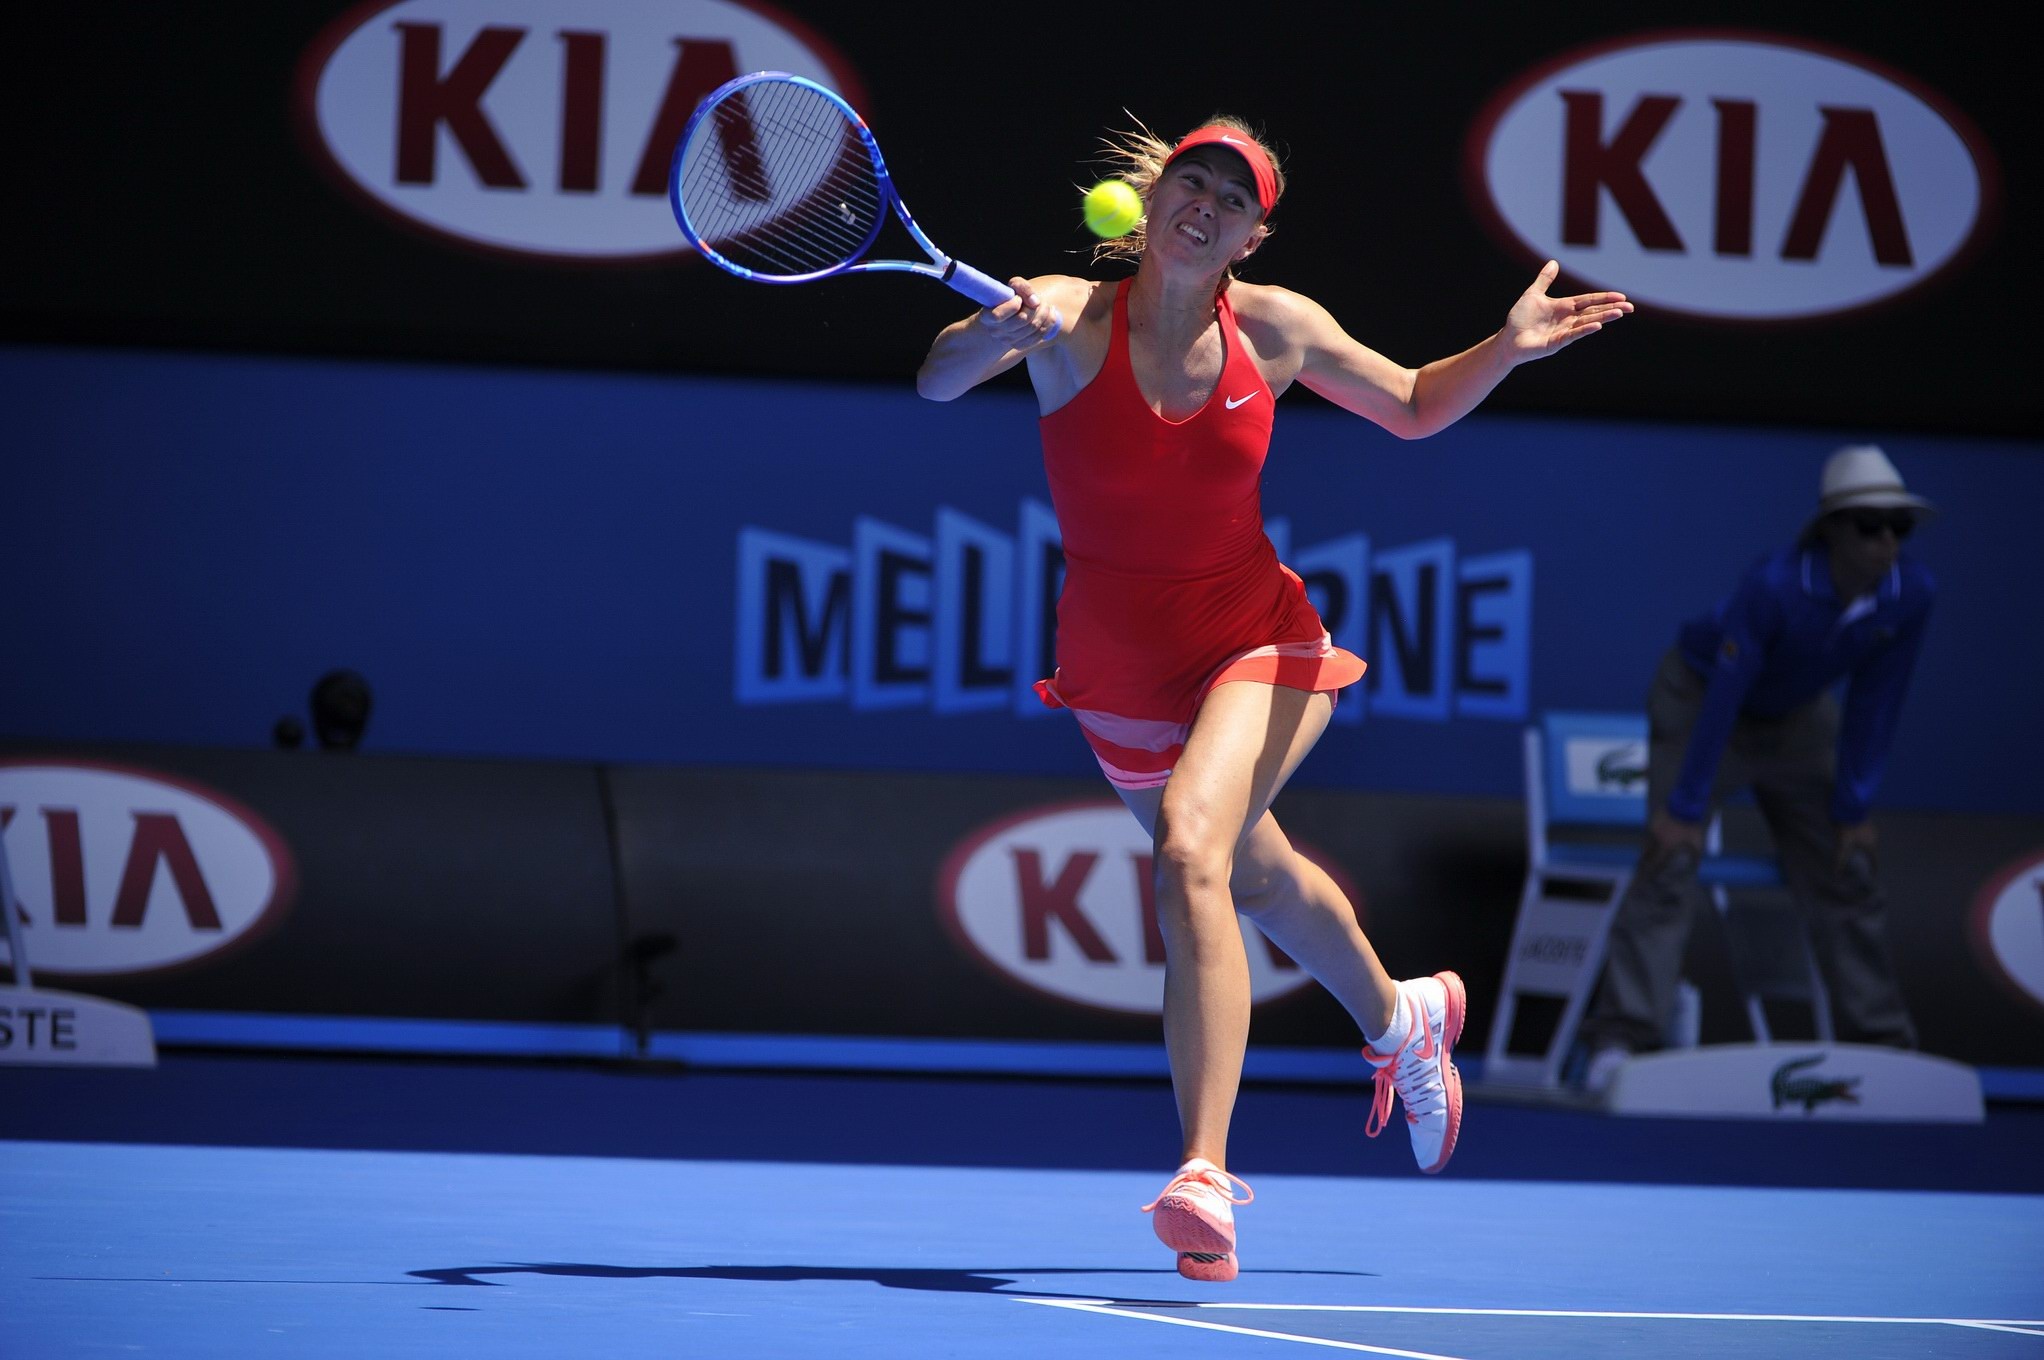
[1224,393,1257,409]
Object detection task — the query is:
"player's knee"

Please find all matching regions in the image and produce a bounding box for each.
[1152,812,1230,902]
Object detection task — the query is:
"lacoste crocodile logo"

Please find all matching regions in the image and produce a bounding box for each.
[1595,748,1646,790]
[1770,1054,1862,1113]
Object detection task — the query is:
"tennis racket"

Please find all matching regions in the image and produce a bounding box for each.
[669,72,1055,330]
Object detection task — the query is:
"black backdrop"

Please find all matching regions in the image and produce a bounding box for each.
[9,2,2037,437]
[10,744,2041,1066]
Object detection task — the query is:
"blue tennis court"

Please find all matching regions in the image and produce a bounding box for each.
[9,8,2043,1359]
[6,1055,2040,1358]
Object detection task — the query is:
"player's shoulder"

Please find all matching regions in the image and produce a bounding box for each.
[1228,280,1322,325]
[1226,282,1331,354]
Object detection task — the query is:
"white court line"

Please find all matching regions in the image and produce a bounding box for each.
[1015,1299,1471,1359]
[1015,1298,2044,1350]
[1165,1303,2044,1327]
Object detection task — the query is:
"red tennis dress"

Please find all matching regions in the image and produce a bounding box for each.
[1034,281,1366,789]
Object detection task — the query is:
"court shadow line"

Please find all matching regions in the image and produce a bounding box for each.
[408,1261,1375,1303]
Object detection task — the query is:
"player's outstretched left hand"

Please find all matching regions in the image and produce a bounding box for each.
[1503,260,1633,361]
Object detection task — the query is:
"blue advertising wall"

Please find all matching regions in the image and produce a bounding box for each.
[5,343,2039,815]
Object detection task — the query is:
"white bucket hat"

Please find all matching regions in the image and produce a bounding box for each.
[1806,445,1935,535]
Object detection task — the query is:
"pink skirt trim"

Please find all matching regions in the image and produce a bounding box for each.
[1036,634,1366,791]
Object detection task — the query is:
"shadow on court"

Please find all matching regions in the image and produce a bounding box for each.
[406,1261,1376,1301]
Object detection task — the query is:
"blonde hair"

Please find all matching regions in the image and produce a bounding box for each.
[1087,113,1285,276]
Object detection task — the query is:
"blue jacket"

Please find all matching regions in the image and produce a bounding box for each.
[1671,544,1934,825]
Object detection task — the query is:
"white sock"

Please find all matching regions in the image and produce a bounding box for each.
[1365,985,1413,1053]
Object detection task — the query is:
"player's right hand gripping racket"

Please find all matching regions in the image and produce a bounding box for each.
[669,72,1056,331]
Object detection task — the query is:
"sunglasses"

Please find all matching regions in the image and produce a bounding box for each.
[1848,510,1915,540]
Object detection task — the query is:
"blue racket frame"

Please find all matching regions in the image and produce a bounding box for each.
[669,72,1016,308]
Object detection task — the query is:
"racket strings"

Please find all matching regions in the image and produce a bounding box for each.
[679,83,884,277]
[694,156,874,272]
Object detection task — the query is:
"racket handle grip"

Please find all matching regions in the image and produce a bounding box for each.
[944,260,1016,308]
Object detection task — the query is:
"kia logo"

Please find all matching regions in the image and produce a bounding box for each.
[1468,31,1995,319]
[299,0,864,260]
[937,801,1357,1015]
[0,761,295,976]
[1972,850,2044,1015]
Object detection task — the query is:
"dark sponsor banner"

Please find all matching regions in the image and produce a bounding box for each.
[6,746,2039,1067]
[0,743,620,1023]
[7,4,2035,436]
[605,765,1515,1047]
[611,765,2044,1066]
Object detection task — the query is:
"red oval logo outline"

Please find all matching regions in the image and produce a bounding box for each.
[1464,28,1999,323]
[1970,848,2044,1017]
[294,0,871,264]
[0,758,298,979]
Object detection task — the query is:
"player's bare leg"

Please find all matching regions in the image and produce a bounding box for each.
[1133,682,1336,1167]
[1119,683,1466,1204]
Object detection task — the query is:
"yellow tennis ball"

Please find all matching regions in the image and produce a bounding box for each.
[1082,180,1143,238]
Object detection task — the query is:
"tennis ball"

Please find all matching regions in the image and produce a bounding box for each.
[1082,180,1143,238]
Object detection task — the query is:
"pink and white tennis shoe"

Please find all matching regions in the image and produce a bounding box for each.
[1363,971,1466,1174]
[1141,1158,1254,1282]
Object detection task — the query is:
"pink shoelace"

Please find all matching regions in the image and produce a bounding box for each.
[1365,1030,1447,1137]
[1364,1059,1416,1137]
[1140,1164,1255,1214]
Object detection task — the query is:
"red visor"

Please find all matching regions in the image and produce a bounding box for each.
[1164,126,1278,215]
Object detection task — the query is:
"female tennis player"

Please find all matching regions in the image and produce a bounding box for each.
[918,118,1631,1281]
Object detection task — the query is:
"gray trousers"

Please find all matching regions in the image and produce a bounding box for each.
[1581,649,1918,1052]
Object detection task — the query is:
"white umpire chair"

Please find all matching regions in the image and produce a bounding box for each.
[1482,711,1831,1089]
